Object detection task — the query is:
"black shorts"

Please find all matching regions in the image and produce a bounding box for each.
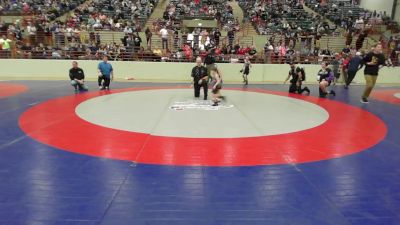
[212,84,222,94]
[243,67,250,75]
[289,83,299,93]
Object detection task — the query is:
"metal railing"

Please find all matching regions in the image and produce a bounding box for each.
[0,32,395,65]
[0,47,370,65]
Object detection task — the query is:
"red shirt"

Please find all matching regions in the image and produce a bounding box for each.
[342,58,351,69]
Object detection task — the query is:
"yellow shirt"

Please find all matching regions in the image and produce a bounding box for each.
[0,38,11,50]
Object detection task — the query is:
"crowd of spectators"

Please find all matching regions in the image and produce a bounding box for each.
[12,38,165,61]
[157,0,239,32]
[1,0,400,65]
[383,35,400,66]
[304,0,395,33]
[66,0,158,32]
[142,0,244,62]
[1,0,158,35]
[0,0,85,18]
[238,0,334,35]
[0,0,159,60]
[163,40,258,63]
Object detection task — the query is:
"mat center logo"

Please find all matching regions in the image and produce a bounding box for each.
[169,100,234,111]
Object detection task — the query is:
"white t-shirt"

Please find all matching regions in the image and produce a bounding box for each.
[66,27,73,37]
[124,27,133,34]
[160,28,168,39]
[27,25,37,35]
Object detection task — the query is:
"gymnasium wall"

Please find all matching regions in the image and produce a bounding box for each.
[394,0,400,23]
[360,0,394,17]
[0,59,399,84]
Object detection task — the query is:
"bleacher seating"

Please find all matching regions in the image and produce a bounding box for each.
[0,0,398,65]
[71,0,158,32]
[164,0,237,31]
[238,0,316,35]
[304,0,391,31]
[0,0,86,18]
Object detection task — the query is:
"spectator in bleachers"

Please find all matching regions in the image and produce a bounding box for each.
[0,20,7,32]
[345,30,353,46]
[27,22,37,44]
[17,42,32,58]
[166,0,235,33]
[145,27,152,49]
[211,28,221,46]
[319,47,332,61]
[0,35,12,58]
[342,44,351,55]
[278,42,287,63]
[204,49,216,78]
[124,26,133,35]
[133,33,142,53]
[52,48,62,59]
[355,31,367,51]
[227,28,234,47]
[0,35,12,50]
[264,41,273,63]
[341,54,351,84]
[172,27,180,46]
[159,26,169,50]
[0,0,85,17]
[248,45,257,57]
[355,17,364,31]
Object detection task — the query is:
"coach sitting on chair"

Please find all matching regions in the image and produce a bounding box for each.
[191,57,208,100]
[69,61,88,93]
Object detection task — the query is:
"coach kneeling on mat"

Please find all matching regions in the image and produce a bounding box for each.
[69,61,88,93]
[98,55,114,90]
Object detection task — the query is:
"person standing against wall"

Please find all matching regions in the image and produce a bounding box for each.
[159,26,169,51]
[241,56,251,85]
[360,44,385,103]
[98,55,114,90]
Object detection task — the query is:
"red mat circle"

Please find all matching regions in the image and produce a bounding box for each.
[19,87,387,166]
[0,83,28,98]
[370,89,400,105]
